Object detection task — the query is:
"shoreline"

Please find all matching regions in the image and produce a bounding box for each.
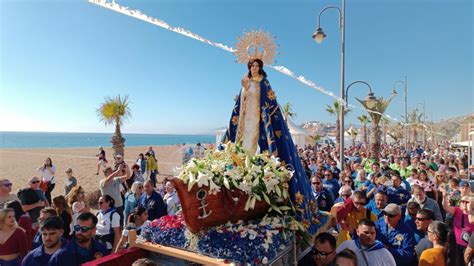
[0,145,185,199]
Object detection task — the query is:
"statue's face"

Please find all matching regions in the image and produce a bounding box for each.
[250,61,260,76]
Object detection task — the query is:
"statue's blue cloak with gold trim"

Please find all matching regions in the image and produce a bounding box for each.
[224,77,326,235]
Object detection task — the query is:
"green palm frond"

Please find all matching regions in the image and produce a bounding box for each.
[97,95,131,127]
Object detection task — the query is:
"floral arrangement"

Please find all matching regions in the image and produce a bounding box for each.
[140,214,187,247]
[139,214,294,265]
[177,142,294,213]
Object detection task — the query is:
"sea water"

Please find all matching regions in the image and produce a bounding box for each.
[0,131,215,148]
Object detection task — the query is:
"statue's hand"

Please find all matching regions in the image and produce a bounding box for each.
[241,76,250,89]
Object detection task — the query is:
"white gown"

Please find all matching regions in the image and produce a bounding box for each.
[236,79,261,154]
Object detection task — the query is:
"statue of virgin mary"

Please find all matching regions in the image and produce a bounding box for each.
[223,31,330,236]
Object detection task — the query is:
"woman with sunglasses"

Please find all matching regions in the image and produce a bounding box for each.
[0,180,19,209]
[115,206,149,253]
[341,174,355,191]
[95,195,120,253]
[419,221,456,266]
[123,181,144,227]
[441,189,474,265]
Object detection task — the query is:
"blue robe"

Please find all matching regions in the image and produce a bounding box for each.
[224,77,322,235]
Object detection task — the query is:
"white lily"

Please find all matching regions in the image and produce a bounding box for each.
[196,171,210,187]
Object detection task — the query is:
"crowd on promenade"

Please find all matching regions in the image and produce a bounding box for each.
[297,142,473,266]
[0,141,473,266]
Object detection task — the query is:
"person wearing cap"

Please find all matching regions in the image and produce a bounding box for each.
[64,168,77,196]
[375,203,416,265]
[336,219,396,266]
[22,216,69,266]
[17,177,48,224]
[0,179,20,209]
[408,185,443,221]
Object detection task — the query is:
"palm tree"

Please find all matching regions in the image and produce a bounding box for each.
[310,133,322,145]
[356,93,396,162]
[97,95,131,156]
[357,115,371,149]
[404,109,423,144]
[346,126,358,148]
[282,102,296,122]
[326,101,350,150]
[380,117,390,145]
[387,122,405,143]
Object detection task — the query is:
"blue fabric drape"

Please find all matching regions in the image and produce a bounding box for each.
[224,78,322,235]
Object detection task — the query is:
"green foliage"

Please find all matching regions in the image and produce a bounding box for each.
[97,95,131,127]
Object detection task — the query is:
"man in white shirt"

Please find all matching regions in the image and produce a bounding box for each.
[336,219,396,266]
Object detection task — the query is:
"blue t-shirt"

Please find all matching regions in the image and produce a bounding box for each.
[22,243,69,266]
[323,178,340,199]
[138,191,167,220]
[376,219,416,265]
[64,239,108,266]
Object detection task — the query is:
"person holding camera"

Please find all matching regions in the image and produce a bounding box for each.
[441,188,474,266]
[36,157,56,205]
[100,156,130,227]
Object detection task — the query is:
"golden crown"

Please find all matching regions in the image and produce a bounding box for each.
[234,30,277,65]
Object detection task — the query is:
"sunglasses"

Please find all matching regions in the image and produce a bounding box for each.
[415,217,429,221]
[325,174,332,177]
[461,200,470,204]
[383,213,397,218]
[74,225,93,233]
[31,180,40,184]
[2,183,12,187]
[313,248,334,258]
[312,182,321,185]
[344,180,352,183]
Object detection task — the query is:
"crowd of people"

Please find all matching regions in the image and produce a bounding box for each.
[298,142,473,266]
[0,141,473,266]
[0,146,180,266]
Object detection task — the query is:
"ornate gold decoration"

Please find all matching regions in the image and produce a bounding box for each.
[267,89,276,101]
[231,116,239,126]
[235,30,277,64]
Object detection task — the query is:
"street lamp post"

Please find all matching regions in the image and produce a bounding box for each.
[416,102,426,146]
[345,80,375,105]
[313,0,346,170]
[393,77,408,145]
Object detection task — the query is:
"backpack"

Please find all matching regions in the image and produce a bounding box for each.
[95,209,117,249]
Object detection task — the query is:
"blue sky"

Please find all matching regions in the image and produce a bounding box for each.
[1,0,472,134]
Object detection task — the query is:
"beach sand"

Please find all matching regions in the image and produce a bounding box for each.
[0,146,184,199]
